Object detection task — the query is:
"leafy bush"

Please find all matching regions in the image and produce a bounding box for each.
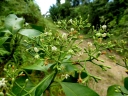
[0,14,127,96]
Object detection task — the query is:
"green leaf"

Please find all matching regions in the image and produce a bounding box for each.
[61,55,76,72]
[0,29,11,34]
[35,72,55,96]
[0,37,9,46]
[60,82,99,96]
[12,76,35,96]
[4,14,25,34]
[61,62,76,72]
[124,77,128,90]
[19,29,41,39]
[30,24,44,32]
[85,23,91,27]
[62,55,71,62]
[107,85,128,96]
[0,48,10,56]
[23,60,53,72]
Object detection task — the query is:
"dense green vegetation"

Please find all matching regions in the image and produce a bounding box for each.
[49,0,128,58]
[0,0,128,96]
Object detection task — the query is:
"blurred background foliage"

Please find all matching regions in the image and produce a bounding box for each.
[0,0,47,29]
[49,0,128,58]
[49,0,128,29]
[0,0,128,57]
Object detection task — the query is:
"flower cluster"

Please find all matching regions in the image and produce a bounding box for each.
[102,25,107,30]
[0,78,6,88]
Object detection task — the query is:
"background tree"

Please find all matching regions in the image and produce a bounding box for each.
[56,0,61,5]
[0,0,43,27]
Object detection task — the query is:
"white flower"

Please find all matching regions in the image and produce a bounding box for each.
[62,74,70,79]
[57,21,61,24]
[52,46,57,51]
[69,19,73,23]
[87,42,92,47]
[68,49,74,54]
[34,47,39,53]
[102,33,107,37]
[65,74,70,79]
[44,32,48,36]
[26,49,29,52]
[25,23,29,26]
[34,54,40,59]
[0,78,6,88]
[70,28,74,32]
[62,33,67,39]
[102,25,107,30]
[24,40,28,43]
[44,32,52,36]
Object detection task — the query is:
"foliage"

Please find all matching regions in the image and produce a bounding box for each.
[54,15,91,33]
[49,1,71,21]
[0,0,128,95]
[1,13,126,96]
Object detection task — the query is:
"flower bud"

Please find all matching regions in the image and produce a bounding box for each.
[102,33,107,37]
[25,23,29,26]
[62,33,67,39]
[70,28,74,32]
[34,47,39,53]
[69,19,72,23]
[87,42,92,47]
[25,79,29,82]
[12,78,15,82]
[34,54,40,59]
[51,46,57,51]
[102,25,107,30]
[68,49,74,54]
[57,21,61,24]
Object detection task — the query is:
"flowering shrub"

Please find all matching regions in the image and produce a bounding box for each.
[0,14,127,96]
[55,15,91,32]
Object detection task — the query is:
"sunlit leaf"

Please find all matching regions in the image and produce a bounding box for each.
[62,55,71,62]
[60,82,99,96]
[35,72,55,96]
[4,14,25,34]
[19,29,41,39]
[23,60,53,72]
[0,37,9,46]
[107,85,128,96]
[0,29,11,34]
